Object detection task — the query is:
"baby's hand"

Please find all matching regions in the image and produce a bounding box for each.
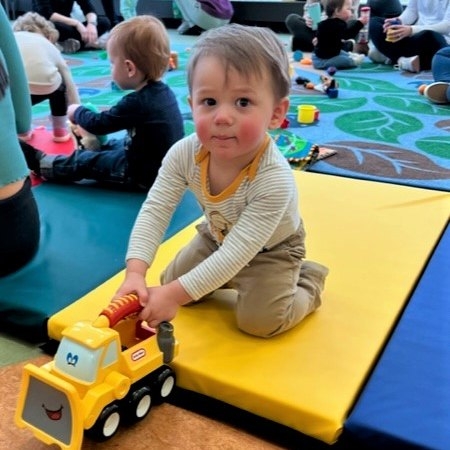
[139,280,192,328]
[358,15,369,26]
[139,285,180,328]
[114,272,149,307]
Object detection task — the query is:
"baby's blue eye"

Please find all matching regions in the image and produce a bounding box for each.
[236,98,250,107]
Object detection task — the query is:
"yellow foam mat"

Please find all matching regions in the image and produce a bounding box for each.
[48,172,450,444]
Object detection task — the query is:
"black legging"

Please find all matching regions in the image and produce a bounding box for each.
[31,82,67,117]
[54,16,111,48]
[370,16,448,69]
[285,14,316,52]
[0,177,40,277]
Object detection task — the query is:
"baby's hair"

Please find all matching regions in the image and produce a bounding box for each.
[187,23,291,101]
[324,0,347,18]
[108,15,170,81]
[13,12,59,44]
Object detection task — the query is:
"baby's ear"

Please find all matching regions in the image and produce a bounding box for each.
[269,97,290,129]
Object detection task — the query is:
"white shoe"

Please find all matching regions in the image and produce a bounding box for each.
[396,55,420,73]
[349,52,365,66]
[424,82,450,104]
[368,47,391,64]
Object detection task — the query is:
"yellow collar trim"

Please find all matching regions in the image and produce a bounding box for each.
[196,135,270,202]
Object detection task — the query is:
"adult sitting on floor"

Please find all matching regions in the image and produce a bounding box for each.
[0,5,40,277]
[175,0,234,35]
[32,0,111,53]
[285,0,360,52]
[369,0,450,73]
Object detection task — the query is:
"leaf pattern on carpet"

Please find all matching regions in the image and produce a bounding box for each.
[28,48,449,191]
[311,141,450,180]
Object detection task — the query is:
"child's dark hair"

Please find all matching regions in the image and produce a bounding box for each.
[108,15,170,81]
[325,0,346,18]
[187,23,291,101]
[0,61,8,99]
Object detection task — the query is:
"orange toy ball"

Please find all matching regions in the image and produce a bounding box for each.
[418,84,427,95]
[300,58,312,65]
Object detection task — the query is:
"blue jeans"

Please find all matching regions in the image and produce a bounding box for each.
[432,46,450,82]
[40,138,132,187]
[312,51,357,70]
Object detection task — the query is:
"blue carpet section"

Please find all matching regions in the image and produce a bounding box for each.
[30,49,450,192]
[0,183,201,341]
[288,63,450,191]
[345,223,450,450]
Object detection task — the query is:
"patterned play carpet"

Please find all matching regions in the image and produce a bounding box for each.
[30,44,450,192]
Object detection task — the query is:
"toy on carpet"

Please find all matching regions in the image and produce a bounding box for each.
[70,103,108,151]
[15,294,179,450]
[293,50,303,62]
[297,104,320,124]
[418,84,427,95]
[327,66,337,76]
[296,73,339,98]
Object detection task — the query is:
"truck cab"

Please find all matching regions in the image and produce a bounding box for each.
[16,295,178,450]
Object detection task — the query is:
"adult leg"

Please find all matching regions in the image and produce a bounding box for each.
[370,18,446,69]
[174,0,229,32]
[432,47,450,82]
[100,0,121,26]
[54,22,81,42]
[424,47,450,104]
[0,177,40,277]
[285,14,315,52]
[367,0,402,19]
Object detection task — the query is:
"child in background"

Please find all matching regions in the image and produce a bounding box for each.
[13,12,80,142]
[20,15,184,191]
[312,0,368,69]
[113,24,329,338]
[285,0,361,52]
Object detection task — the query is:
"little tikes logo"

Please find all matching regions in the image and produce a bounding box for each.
[131,348,146,361]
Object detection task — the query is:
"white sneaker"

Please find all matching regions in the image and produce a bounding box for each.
[424,82,450,104]
[349,52,365,66]
[368,47,391,64]
[396,55,420,73]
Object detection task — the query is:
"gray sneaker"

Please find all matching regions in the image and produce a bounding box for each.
[58,38,81,54]
[424,82,450,104]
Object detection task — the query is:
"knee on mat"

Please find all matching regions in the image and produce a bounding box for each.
[236,310,282,338]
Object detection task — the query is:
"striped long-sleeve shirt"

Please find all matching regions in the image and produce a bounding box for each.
[126,132,302,300]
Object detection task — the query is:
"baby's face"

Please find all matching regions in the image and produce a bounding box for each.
[189,55,287,167]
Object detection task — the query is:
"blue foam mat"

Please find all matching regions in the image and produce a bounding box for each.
[345,223,450,450]
[0,183,201,341]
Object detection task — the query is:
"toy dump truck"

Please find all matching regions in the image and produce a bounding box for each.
[15,294,178,450]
